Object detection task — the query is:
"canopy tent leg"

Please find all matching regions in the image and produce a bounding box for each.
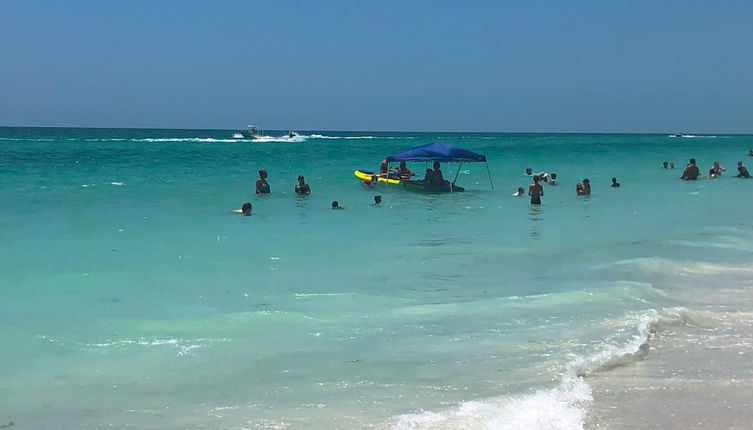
[485,162,494,190]
[451,162,463,193]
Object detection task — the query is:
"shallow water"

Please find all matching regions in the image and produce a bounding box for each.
[1,127,753,429]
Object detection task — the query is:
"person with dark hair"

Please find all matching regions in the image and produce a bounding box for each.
[662,161,669,169]
[712,161,725,175]
[611,177,621,188]
[582,178,591,194]
[513,187,525,196]
[374,195,382,205]
[331,201,343,209]
[256,169,270,194]
[295,175,311,194]
[576,183,585,195]
[708,168,719,179]
[528,175,543,205]
[549,173,557,185]
[234,202,252,215]
[525,168,533,176]
[735,161,751,178]
[396,161,415,179]
[430,161,445,185]
[681,158,700,180]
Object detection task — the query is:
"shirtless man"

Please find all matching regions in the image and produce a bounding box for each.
[528,175,543,205]
[681,158,700,180]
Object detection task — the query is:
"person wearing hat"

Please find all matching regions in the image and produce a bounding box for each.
[735,161,750,178]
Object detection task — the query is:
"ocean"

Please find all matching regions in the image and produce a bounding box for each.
[1,127,752,429]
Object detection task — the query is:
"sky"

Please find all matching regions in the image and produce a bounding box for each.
[1,0,752,132]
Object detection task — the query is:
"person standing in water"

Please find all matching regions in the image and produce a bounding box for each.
[295,175,311,194]
[611,177,621,188]
[735,161,751,178]
[256,170,271,194]
[582,178,591,194]
[528,175,543,205]
[681,158,700,180]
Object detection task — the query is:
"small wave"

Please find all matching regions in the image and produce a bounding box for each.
[391,377,592,430]
[390,307,699,430]
[612,257,753,277]
[294,292,356,299]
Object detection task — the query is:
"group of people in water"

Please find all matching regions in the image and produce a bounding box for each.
[236,169,384,215]
[237,151,752,213]
[519,169,603,205]
[678,157,750,180]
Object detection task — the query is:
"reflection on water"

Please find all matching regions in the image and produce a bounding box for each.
[528,204,543,239]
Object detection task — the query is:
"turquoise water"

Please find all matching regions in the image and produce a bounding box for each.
[1,127,753,429]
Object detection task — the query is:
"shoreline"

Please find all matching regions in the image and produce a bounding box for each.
[585,296,753,429]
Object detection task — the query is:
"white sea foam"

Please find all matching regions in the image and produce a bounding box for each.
[130,138,243,143]
[388,307,688,430]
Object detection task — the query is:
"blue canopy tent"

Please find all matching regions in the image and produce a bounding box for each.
[385,141,494,190]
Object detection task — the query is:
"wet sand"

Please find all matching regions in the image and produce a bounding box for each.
[586,300,753,430]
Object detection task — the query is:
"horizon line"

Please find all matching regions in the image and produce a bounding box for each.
[1,125,750,135]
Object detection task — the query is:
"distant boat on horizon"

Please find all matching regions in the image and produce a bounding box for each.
[240,125,263,139]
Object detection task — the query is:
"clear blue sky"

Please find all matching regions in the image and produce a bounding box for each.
[2,1,752,132]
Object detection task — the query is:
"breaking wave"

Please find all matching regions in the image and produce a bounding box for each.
[388,307,706,430]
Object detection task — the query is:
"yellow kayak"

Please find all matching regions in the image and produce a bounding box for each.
[354,169,465,192]
[354,169,401,184]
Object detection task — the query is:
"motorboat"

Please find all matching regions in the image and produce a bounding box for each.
[240,125,263,139]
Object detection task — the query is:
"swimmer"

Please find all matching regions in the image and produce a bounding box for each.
[708,168,718,179]
[576,183,585,195]
[549,173,557,185]
[374,195,382,205]
[331,201,343,209]
[234,202,252,215]
[528,176,543,204]
[662,161,668,169]
[295,175,311,194]
[611,177,620,188]
[712,161,725,175]
[256,169,270,194]
[748,149,753,157]
[735,161,751,178]
[537,172,549,183]
[513,187,525,196]
[525,168,533,176]
[582,178,591,194]
[670,162,675,169]
[681,158,700,180]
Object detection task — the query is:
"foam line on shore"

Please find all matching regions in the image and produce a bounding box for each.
[388,307,708,430]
